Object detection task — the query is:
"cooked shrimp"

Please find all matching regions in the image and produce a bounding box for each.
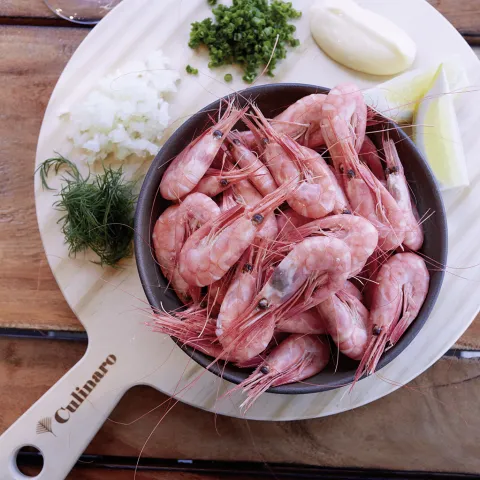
[193,156,260,197]
[359,136,386,185]
[227,131,277,196]
[179,181,294,287]
[174,193,221,260]
[152,205,198,304]
[216,248,257,336]
[236,130,261,152]
[276,308,326,334]
[383,138,424,251]
[292,214,379,277]
[232,179,278,242]
[270,93,327,148]
[218,237,351,362]
[321,100,406,250]
[160,101,245,200]
[251,108,336,219]
[317,285,370,360]
[342,280,363,301]
[237,334,330,410]
[216,248,266,359]
[326,164,352,214]
[355,252,429,382]
[321,83,367,152]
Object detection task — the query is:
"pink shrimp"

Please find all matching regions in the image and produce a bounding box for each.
[270,93,327,148]
[342,280,363,301]
[160,101,245,200]
[237,334,330,410]
[383,138,424,251]
[174,193,221,259]
[218,237,352,362]
[152,205,198,304]
[292,214,379,277]
[216,249,268,361]
[250,108,336,219]
[235,130,261,152]
[276,308,327,334]
[206,266,235,313]
[355,252,429,382]
[359,136,386,185]
[178,181,294,287]
[317,284,370,360]
[231,179,279,242]
[193,156,260,197]
[321,83,367,152]
[227,131,277,196]
[321,89,406,250]
[326,164,352,214]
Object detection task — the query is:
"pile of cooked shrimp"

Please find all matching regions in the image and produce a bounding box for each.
[151,83,430,408]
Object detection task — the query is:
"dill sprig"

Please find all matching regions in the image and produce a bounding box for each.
[36,155,137,267]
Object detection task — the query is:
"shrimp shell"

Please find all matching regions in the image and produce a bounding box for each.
[355,252,429,381]
[317,287,370,360]
[227,131,277,196]
[383,138,424,251]
[153,205,198,303]
[276,308,327,334]
[293,214,379,277]
[179,181,294,287]
[160,101,245,200]
[237,334,330,410]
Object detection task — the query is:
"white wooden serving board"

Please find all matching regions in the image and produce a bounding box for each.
[1,0,480,478]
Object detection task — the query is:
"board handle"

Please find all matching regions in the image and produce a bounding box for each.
[0,342,131,479]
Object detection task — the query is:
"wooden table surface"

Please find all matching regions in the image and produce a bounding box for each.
[1,1,480,478]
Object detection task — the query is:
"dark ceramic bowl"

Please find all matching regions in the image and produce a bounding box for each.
[134,83,447,394]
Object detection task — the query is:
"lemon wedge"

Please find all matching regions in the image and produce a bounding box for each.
[363,57,469,124]
[413,64,469,191]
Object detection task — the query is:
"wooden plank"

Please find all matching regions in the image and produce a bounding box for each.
[1,337,480,474]
[429,0,480,44]
[0,1,54,19]
[0,1,480,44]
[0,26,87,331]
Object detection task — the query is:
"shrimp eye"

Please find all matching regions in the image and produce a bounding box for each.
[232,138,241,146]
[343,209,352,215]
[385,166,398,175]
[251,213,264,226]
[213,130,223,139]
[220,178,229,187]
[260,365,270,374]
[200,300,208,308]
[372,325,382,336]
[243,263,253,273]
[261,137,269,145]
[258,298,269,310]
[347,169,355,179]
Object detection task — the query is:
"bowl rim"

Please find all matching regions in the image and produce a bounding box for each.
[134,82,448,395]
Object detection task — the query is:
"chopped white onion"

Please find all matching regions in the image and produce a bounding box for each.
[61,50,180,164]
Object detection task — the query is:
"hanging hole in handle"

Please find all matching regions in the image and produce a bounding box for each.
[15,446,44,477]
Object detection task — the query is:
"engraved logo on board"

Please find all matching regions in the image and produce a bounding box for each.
[36,354,117,435]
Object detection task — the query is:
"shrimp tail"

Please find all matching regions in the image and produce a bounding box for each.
[353,329,388,386]
[387,284,414,346]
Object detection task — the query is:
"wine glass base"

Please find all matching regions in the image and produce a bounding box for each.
[44,0,121,25]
